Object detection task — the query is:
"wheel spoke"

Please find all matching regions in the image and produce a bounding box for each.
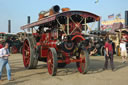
[50,62,53,68]
[47,48,57,76]
[24,40,29,49]
[48,59,51,64]
[76,49,89,74]
[23,40,30,68]
[81,58,85,63]
[26,59,29,65]
[80,60,85,72]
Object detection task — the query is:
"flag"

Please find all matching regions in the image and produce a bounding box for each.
[108,14,114,19]
[94,0,99,3]
[116,13,121,18]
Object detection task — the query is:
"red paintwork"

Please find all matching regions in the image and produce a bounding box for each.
[11,46,18,54]
[77,57,86,73]
[47,49,53,75]
[36,42,40,46]
[39,32,58,58]
[41,48,48,57]
[22,39,30,68]
[0,44,3,49]
[69,22,82,34]
[71,35,85,41]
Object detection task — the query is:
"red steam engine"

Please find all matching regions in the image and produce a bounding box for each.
[20,5,100,76]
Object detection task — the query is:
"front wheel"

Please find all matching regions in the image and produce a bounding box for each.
[47,48,58,76]
[76,48,90,74]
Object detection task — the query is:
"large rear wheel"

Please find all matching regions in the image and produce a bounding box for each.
[76,48,90,74]
[47,48,58,76]
[22,37,38,69]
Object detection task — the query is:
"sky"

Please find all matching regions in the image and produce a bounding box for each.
[0,0,127,33]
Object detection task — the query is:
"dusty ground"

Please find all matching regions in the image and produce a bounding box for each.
[1,54,128,85]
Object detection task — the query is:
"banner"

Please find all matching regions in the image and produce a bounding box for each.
[101,18,125,33]
[101,18,124,25]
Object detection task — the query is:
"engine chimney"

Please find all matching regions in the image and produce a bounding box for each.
[38,5,60,20]
[27,16,30,32]
[125,11,128,28]
[8,20,11,33]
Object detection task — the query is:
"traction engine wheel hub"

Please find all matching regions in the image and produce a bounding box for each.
[61,41,75,53]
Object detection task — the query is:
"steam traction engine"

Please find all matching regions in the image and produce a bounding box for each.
[21,5,100,76]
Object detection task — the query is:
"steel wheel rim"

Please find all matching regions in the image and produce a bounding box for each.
[77,50,86,73]
[23,40,30,67]
[47,50,53,75]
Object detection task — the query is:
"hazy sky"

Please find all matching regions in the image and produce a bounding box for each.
[0,0,127,33]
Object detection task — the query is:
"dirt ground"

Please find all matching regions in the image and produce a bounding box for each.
[1,54,128,85]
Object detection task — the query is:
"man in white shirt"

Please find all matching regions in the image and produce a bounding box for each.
[0,43,11,83]
[120,41,127,63]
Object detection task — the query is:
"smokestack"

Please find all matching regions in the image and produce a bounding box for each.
[125,11,128,28]
[8,20,11,33]
[98,19,101,30]
[38,5,60,20]
[27,16,30,32]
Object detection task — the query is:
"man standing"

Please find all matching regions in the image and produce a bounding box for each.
[103,39,114,71]
[0,43,11,83]
[120,40,127,63]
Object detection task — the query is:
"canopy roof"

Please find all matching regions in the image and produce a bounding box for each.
[21,10,100,30]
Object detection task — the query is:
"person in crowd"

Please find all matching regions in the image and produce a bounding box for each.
[120,40,127,63]
[103,39,114,71]
[88,39,98,56]
[0,43,12,83]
